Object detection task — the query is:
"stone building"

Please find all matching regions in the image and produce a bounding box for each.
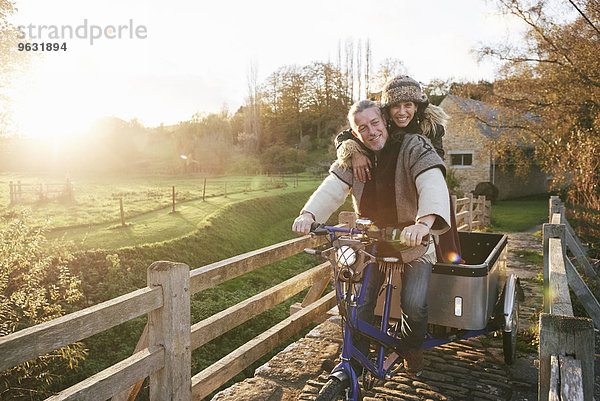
[439,94,549,200]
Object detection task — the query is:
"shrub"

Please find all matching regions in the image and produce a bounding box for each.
[445,168,463,197]
[227,154,262,175]
[0,211,86,399]
[260,145,307,173]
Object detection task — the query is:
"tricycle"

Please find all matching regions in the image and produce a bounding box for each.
[304,218,523,401]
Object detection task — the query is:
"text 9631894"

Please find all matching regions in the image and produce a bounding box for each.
[18,42,67,51]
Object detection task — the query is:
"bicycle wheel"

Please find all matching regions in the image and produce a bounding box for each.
[502,299,519,365]
[315,378,349,401]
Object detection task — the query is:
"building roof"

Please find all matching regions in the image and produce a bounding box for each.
[442,94,538,140]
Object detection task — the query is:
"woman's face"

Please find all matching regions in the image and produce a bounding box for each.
[389,102,417,128]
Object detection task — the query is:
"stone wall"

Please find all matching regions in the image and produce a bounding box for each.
[440,97,550,199]
[441,99,490,196]
[494,163,549,200]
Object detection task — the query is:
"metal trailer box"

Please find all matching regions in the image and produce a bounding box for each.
[427,232,508,330]
[376,232,507,331]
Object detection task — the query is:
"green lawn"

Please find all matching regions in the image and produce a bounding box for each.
[489,194,550,232]
[46,182,320,250]
[0,172,320,230]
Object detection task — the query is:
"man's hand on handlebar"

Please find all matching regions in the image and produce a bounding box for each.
[292,211,315,235]
[400,223,430,247]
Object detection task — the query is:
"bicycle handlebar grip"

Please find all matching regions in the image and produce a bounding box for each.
[310,222,328,236]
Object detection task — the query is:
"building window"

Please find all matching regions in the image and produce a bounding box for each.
[449,152,473,167]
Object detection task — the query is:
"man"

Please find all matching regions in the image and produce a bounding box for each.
[292,99,450,376]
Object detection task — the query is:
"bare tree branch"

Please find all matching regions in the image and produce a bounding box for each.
[567,0,600,36]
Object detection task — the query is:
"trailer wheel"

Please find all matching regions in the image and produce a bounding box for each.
[502,299,519,365]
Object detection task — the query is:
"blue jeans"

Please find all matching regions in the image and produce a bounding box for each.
[353,257,432,369]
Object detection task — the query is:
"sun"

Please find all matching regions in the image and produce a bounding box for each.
[9,55,108,142]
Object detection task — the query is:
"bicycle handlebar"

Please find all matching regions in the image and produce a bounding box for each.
[310,223,430,247]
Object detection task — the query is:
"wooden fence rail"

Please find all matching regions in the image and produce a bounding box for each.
[9,179,74,204]
[0,222,334,401]
[539,196,596,401]
[452,194,490,231]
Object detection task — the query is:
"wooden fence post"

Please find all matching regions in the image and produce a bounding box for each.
[543,222,565,314]
[476,195,485,228]
[539,314,594,401]
[9,181,13,204]
[202,178,206,202]
[451,195,457,216]
[549,196,562,222]
[467,192,473,231]
[66,178,74,201]
[172,186,176,213]
[147,261,191,401]
[120,198,126,227]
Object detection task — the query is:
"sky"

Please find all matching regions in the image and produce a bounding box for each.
[6,0,533,139]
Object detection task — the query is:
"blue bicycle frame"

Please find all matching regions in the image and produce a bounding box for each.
[316,225,489,401]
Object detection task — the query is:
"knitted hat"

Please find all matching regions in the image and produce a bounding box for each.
[380,75,429,108]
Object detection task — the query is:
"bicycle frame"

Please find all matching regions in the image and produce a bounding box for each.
[312,225,404,400]
[311,225,493,401]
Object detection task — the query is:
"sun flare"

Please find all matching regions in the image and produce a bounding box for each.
[9,55,114,142]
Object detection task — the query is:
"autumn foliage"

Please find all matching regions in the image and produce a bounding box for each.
[0,212,86,399]
[479,0,600,209]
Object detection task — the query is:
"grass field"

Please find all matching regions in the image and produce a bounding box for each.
[488,194,550,232]
[0,173,323,248]
[47,181,323,250]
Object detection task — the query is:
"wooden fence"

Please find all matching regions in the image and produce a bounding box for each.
[0,193,491,400]
[0,229,336,401]
[452,193,490,231]
[9,179,74,204]
[539,196,599,401]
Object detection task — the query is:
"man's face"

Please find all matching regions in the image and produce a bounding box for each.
[353,107,388,151]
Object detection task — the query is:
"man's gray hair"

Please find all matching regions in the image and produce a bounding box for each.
[347,100,382,131]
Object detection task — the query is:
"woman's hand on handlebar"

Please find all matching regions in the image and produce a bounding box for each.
[292,211,315,235]
[352,152,372,183]
[400,223,429,247]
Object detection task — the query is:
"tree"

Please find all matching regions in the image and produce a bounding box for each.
[364,39,372,98]
[245,61,262,152]
[171,110,233,173]
[479,0,600,209]
[371,58,407,92]
[449,80,495,103]
[423,78,454,106]
[0,0,28,135]
[0,212,86,399]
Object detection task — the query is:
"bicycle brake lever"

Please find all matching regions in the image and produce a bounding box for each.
[309,222,328,236]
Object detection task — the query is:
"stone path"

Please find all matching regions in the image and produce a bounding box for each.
[212,231,547,401]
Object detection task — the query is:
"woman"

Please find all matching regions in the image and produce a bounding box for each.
[335,74,464,264]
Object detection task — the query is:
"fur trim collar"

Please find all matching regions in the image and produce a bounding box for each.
[336,139,366,170]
